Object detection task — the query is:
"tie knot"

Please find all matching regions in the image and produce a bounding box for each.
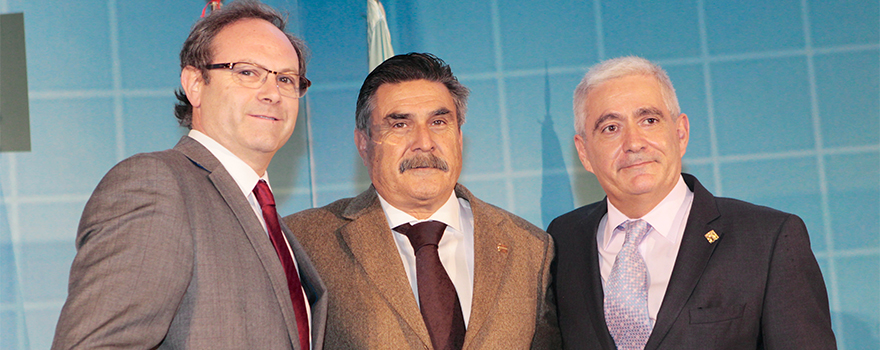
[253,180,275,207]
[395,220,447,252]
[622,219,651,245]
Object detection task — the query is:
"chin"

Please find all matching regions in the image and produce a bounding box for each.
[625,177,660,194]
[408,184,452,201]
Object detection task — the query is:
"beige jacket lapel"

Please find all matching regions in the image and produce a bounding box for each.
[455,185,513,348]
[338,187,434,347]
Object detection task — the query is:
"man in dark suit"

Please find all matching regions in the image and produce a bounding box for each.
[51,1,326,348]
[549,56,836,349]
[283,53,560,349]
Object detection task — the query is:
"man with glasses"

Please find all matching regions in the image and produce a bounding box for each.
[52,1,325,348]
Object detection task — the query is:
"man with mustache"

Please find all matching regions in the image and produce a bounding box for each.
[549,56,835,349]
[283,53,560,349]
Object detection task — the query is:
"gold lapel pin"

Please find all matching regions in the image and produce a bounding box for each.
[705,230,719,243]
[496,243,508,253]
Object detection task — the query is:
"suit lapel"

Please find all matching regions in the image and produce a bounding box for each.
[338,188,433,347]
[579,200,618,349]
[175,136,303,345]
[460,187,511,346]
[645,174,721,350]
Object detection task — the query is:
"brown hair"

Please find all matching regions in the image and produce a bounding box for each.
[355,52,469,136]
[173,0,308,128]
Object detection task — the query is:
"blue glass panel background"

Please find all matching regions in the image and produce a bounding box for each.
[810,0,880,47]
[602,0,701,60]
[711,57,815,156]
[666,64,710,160]
[814,50,880,148]
[13,0,113,91]
[1,0,877,348]
[499,0,597,70]
[459,79,503,175]
[412,0,495,75]
[704,0,804,54]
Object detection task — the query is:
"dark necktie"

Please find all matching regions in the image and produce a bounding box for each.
[395,221,466,350]
[253,180,310,350]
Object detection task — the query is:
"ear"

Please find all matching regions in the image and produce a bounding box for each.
[574,134,595,173]
[676,113,690,157]
[181,66,204,109]
[354,129,370,167]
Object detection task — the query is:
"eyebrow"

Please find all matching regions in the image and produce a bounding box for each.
[239,60,300,74]
[636,106,664,117]
[385,112,411,121]
[592,113,621,132]
[384,107,452,121]
[432,107,452,117]
[592,106,666,131]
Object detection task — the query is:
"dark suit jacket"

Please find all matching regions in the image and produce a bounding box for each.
[548,174,835,349]
[52,136,327,349]
[283,184,561,349]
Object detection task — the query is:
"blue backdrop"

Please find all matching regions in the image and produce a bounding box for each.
[1,0,878,348]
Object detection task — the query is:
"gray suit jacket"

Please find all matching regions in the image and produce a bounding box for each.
[549,174,836,349]
[283,184,561,349]
[52,136,327,349]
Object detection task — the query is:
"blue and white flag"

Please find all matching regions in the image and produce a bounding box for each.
[367,0,394,72]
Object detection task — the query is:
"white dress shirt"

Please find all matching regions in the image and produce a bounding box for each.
[188,130,312,337]
[598,175,694,321]
[378,191,475,327]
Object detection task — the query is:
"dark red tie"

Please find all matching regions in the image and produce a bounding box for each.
[395,221,466,350]
[254,180,309,350]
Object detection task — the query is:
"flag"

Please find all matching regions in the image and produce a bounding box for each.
[367,0,394,72]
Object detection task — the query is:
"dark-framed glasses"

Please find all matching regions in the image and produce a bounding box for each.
[206,62,311,98]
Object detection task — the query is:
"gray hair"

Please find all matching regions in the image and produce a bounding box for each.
[355,52,469,136]
[573,56,680,136]
[173,0,309,128]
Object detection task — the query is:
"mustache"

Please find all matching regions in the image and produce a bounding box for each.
[399,154,449,173]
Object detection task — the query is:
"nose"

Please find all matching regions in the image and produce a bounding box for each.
[410,123,436,152]
[622,123,647,153]
[255,72,282,103]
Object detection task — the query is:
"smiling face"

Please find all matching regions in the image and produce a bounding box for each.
[182,18,300,175]
[355,79,463,219]
[574,74,689,217]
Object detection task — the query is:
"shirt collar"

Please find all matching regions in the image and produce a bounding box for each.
[188,129,268,197]
[377,190,462,232]
[604,175,689,247]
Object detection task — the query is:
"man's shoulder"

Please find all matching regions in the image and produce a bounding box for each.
[464,190,551,245]
[549,200,604,228]
[711,195,799,228]
[284,196,356,225]
[713,195,786,215]
[100,147,191,182]
[282,191,379,256]
[684,172,800,228]
[479,199,542,231]
[281,189,381,239]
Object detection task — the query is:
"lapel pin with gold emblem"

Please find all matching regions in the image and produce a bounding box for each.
[704,230,719,243]
[496,243,508,253]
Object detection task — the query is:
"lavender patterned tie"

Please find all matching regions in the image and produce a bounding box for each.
[604,219,653,350]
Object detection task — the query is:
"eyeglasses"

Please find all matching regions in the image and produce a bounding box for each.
[205,62,311,98]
